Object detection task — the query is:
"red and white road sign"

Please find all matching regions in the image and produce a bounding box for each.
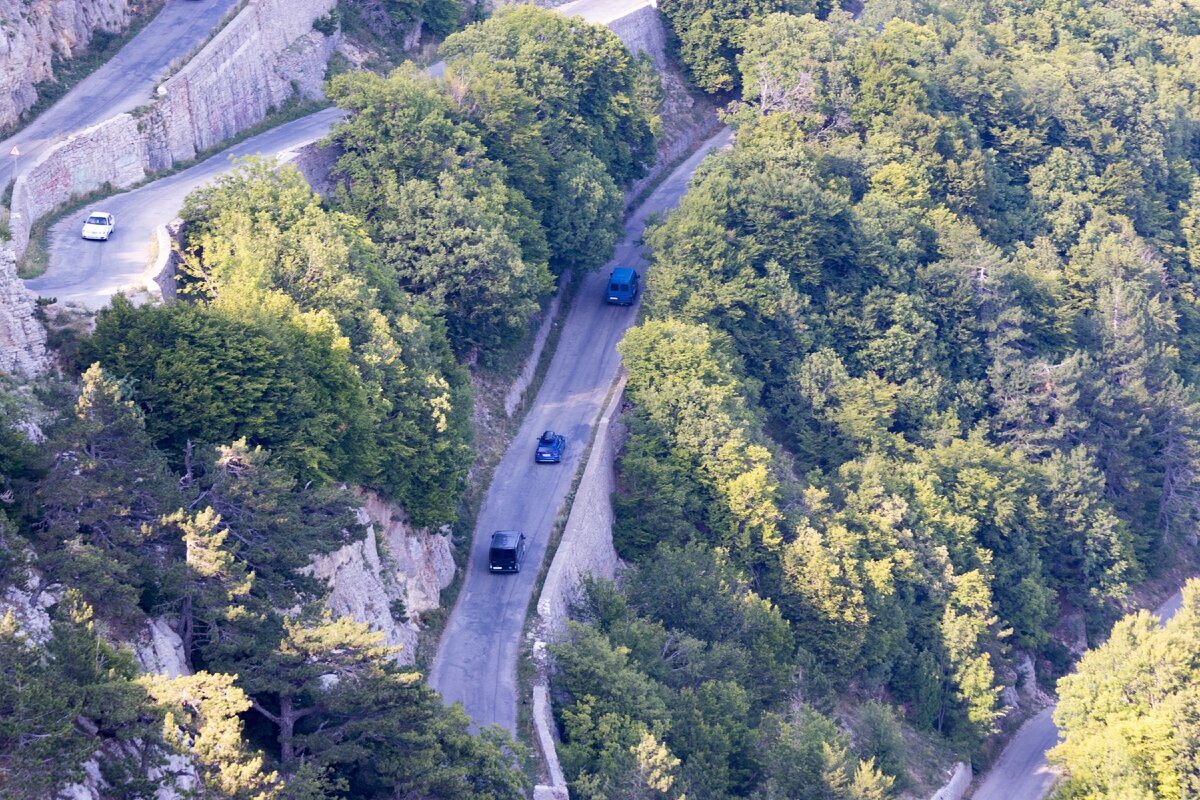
[8,146,18,156]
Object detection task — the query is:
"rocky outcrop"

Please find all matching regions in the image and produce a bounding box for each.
[8,0,339,260]
[0,244,50,375]
[0,569,59,643]
[309,492,455,664]
[133,617,189,678]
[58,741,199,800]
[0,0,137,130]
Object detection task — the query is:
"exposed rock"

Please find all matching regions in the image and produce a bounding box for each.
[133,617,189,677]
[0,243,50,375]
[0,0,137,131]
[308,492,455,664]
[58,740,199,800]
[0,570,60,644]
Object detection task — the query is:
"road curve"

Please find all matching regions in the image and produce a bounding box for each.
[25,108,346,307]
[1,0,242,185]
[971,583,1195,800]
[429,128,734,733]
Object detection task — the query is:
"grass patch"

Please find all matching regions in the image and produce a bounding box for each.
[0,1,167,141]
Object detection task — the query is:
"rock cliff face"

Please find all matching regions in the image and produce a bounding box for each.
[0,0,136,131]
[310,492,456,664]
[0,244,50,375]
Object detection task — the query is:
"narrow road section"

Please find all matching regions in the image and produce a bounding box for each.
[972,583,1195,799]
[26,108,346,307]
[1,0,242,186]
[429,128,734,733]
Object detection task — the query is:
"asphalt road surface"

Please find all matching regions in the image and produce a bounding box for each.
[429,128,733,733]
[0,0,242,186]
[25,107,346,307]
[972,582,1195,800]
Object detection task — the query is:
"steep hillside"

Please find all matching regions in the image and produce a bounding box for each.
[0,0,141,130]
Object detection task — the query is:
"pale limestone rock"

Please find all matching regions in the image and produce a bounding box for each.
[0,0,135,129]
[0,570,60,644]
[58,741,199,800]
[308,493,454,665]
[134,617,189,678]
[0,244,49,375]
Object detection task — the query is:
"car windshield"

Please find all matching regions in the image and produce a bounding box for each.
[540,432,555,444]
[87,216,108,225]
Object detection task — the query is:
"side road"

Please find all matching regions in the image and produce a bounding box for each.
[0,0,242,186]
[429,127,734,733]
[971,583,1194,800]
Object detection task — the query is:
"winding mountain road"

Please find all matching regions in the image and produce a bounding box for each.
[429,128,733,733]
[971,583,1193,799]
[24,108,346,307]
[1,0,242,187]
[24,0,662,309]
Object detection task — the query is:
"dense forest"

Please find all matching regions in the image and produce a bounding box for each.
[547,0,1200,797]
[0,7,656,797]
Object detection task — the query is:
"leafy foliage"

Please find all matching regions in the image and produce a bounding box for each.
[1050,580,1200,800]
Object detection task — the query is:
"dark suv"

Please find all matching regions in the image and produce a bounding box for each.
[488,530,527,573]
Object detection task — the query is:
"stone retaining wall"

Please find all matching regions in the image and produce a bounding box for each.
[531,377,626,799]
[929,762,972,800]
[7,0,337,259]
[536,376,625,634]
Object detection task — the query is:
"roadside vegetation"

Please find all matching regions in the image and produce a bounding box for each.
[1050,579,1200,800]
[546,0,1200,796]
[0,7,657,797]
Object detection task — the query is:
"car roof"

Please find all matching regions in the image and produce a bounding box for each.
[490,530,523,546]
[610,267,637,281]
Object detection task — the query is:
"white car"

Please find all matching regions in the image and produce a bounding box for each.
[81,211,115,241]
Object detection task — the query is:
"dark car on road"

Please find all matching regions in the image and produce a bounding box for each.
[606,267,640,305]
[535,430,566,463]
[488,530,527,573]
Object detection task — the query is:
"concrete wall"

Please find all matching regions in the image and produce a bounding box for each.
[531,378,626,799]
[7,0,336,259]
[0,0,136,130]
[536,377,624,634]
[929,763,972,800]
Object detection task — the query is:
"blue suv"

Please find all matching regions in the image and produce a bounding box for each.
[606,267,640,305]
[535,431,566,463]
